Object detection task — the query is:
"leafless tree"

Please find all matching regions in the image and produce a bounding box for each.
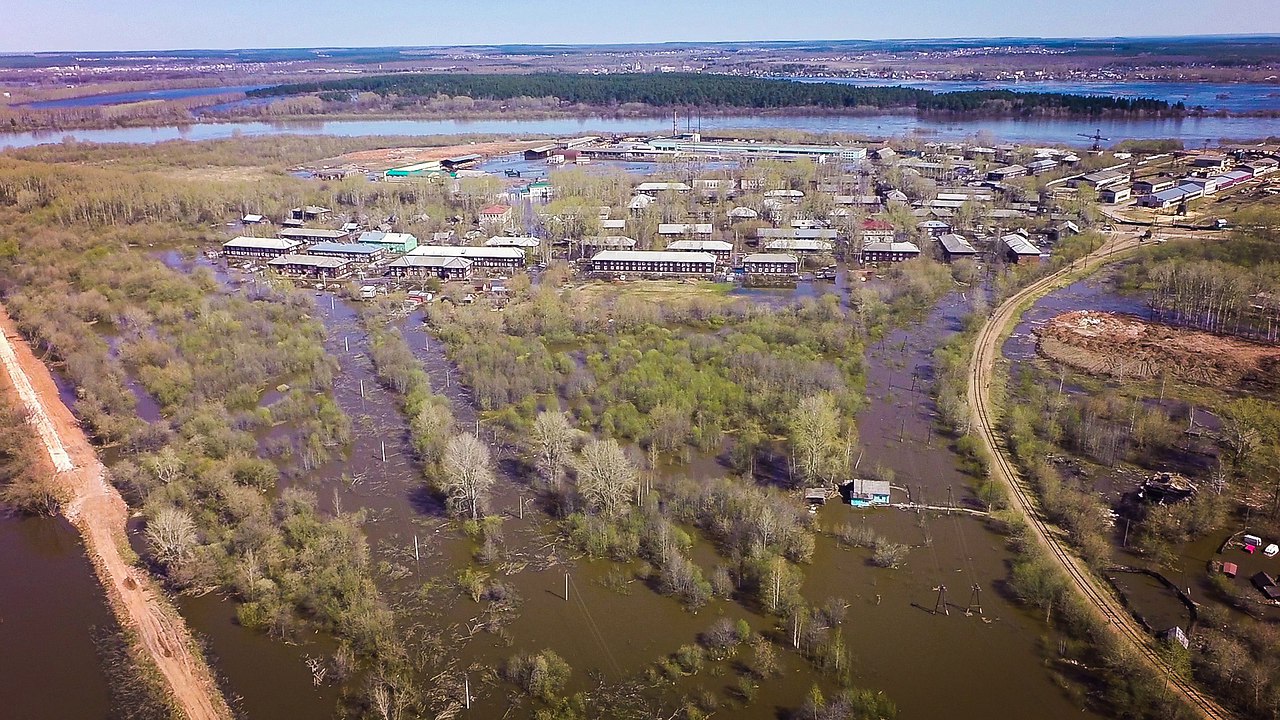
[441,432,495,520]
[145,505,198,568]
[574,438,637,518]
[531,410,575,488]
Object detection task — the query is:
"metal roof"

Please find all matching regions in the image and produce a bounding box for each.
[409,245,525,259]
[938,234,977,255]
[863,241,921,254]
[307,242,384,255]
[764,238,834,252]
[358,231,418,246]
[657,223,713,235]
[223,236,301,250]
[1001,234,1042,255]
[267,254,349,268]
[581,236,636,248]
[388,255,473,269]
[847,479,892,496]
[591,250,716,264]
[666,240,733,252]
[742,253,799,264]
[278,228,349,240]
[485,236,541,247]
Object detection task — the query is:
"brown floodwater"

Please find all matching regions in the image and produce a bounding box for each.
[0,513,114,719]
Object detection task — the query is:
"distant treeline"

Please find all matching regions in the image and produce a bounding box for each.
[249,73,1177,115]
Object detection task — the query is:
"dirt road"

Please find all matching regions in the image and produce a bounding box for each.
[966,233,1235,720]
[0,305,231,720]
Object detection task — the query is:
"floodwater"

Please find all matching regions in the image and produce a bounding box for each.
[0,514,114,719]
[21,85,267,109]
[6,112,1280,150]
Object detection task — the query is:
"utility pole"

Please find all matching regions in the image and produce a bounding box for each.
[565,572,570,602]
[966,584,983,616]
[464,674,471,710]
[947,486,954,515]
[359,379,365,399]
[899,418,906,442]
[933,585,949,616]
[381,440,386,463]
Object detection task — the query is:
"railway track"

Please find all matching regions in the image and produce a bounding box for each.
[966,233,1234,720]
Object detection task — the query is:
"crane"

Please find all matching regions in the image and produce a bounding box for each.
[1077,128,1109,152]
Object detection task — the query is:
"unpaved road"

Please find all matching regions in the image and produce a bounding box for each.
[967,232,1234,720]
[0,305,231,720]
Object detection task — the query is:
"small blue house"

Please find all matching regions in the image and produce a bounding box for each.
[844,479,891,507]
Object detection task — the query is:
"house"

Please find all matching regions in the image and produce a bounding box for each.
[657,223,714,237]
[267,254,352,280]
[305,241,387,265]
[278,228,350,244]
[478,204,514,228]
[987,164,1027,181]
[804,488,829,506]
[1251,571,1278,599]
[861,241,921,264]
[289,205,331,221]
[1001,234,1043,263]
[222,236,304,259]
[741,253,799,276]
[580,236,637,255]
[509,180,554,201]
[938,234,979,262]
[844,479,891,507]
[408,245,525,268]
[763,189,805,200]
[728,206,759,220]
[1026,158,1059,175]
[883,189,908,205]
[485,236,540,249]
[764,238,834,254]
[385,255,473,280]
[860,218,895,243]
[357,231,419,254]
[590,250,716,276]
[634,182,691,195]
[600,218,628,231]
[666,239,733,264]
[628,194,654,216]
[916,220,951,238]
[241,214,268,225]
[756,228,839,241]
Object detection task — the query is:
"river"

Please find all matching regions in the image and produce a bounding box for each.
[5,112,1280,150]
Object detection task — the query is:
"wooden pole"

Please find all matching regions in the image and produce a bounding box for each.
[359,379,365,398]
[381,441,386,463]
[565,572,570,601]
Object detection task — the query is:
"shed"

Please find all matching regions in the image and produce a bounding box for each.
[1222,562,1238,578]
[844,479,891,507]
[1158,626,1190,650]
[804,488,828,506]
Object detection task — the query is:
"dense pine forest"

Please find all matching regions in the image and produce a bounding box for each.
[249,73,1178,115]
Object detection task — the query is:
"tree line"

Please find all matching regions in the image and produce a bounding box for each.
[250,73,1174,116]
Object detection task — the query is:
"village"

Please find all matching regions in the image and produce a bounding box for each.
[221,132,1280,305]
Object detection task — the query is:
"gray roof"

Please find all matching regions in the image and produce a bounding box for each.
[357,231,417,246]
[388,255,472,269]
[592,250,716,264]
[742,253,799,264]
[278,228,349,241]
[307,242,383,256]
[863,241,921,254]
[581,236,637,248]
[657,223,714,235]
[409,245,525,260]
[485,236,541,248]
[764,238,834,252]
[938,234,977,255]
[268,254,349,269]
[1001,234,1042,255]
[847,479,892,497]
[223,236,300,251]
[666,240,733,252]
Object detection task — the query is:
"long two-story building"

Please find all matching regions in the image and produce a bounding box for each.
[591,250,716,276]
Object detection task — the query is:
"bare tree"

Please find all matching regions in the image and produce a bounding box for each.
[441,432,495,520]
[145,505,198,568]
[574,438,637,518]
[789,394,843,487]
[531,410,575,488]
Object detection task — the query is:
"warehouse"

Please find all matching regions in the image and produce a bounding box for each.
[267,254,352,279]
[305,242,388,265]
[222,236,304,259]
[385,255,473,280]
[741,253,799,276]
[591,250,716,276]
[408,245,525,268]
[357,231,419,253]
[665,239,734,263]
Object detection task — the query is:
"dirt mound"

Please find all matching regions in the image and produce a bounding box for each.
[1037,310,1280,391]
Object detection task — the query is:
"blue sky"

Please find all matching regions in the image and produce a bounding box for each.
[2,0,1275,52]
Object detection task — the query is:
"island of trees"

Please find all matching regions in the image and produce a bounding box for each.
[248,72,1178,116]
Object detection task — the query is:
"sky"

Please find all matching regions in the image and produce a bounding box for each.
[2,0,1277,52]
